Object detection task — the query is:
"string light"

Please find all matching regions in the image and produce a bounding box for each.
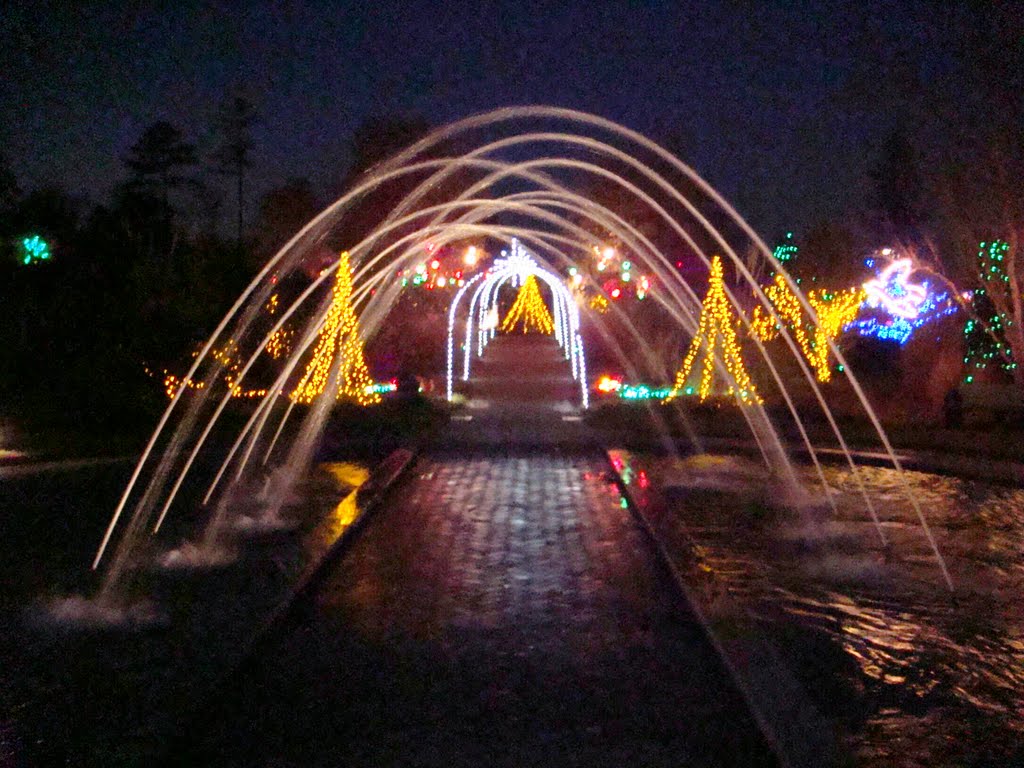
[963,240,1017,382]
[500,274,555,334]
[752,272,864,382]
[807,287,865,382]
[667,256,760,403]
[773,232,798,267]
[20,234,51,265]
[291,252,381,406]
[264,293,294,359]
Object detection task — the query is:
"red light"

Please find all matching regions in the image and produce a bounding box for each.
[455,270,462,279]
[611,288,622,299]
[430,259,441,270]
[676,261,683,268]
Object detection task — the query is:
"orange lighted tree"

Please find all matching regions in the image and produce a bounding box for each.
[667,256,760,403]
[291,252,380,405]
[501,274,554,334]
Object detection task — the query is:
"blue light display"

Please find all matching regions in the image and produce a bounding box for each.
[847,255,960,345]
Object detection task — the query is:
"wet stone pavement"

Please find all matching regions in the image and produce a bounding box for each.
[186,452,776,766]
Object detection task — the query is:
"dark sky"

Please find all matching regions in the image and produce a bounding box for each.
[0,0,991,237]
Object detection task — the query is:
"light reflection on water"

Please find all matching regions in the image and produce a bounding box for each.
[315,462,370,547]
[620,453,1024,766]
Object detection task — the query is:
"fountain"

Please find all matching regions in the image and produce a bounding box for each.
[45,105,954,630]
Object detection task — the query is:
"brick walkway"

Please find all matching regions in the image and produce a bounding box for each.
[189,453,775,766]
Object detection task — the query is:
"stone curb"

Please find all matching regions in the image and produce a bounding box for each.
[164,446,418,764]
[604,449,846,768]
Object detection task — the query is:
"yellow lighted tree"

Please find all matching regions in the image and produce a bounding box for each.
[501,274,554,334]
[291,252,381,406]
[667,256,760,403]
[751,274,864,382]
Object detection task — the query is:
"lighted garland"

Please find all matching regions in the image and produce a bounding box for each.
[291,252,381,406]
[500,274,555,334]
[667,256,760,403]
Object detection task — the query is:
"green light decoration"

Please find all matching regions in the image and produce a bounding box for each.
[773,232,798,264]
[615,383,693,400]
[20,234,51,266]
[963,240,1016,383]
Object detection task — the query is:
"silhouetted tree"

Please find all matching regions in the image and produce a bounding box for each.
[211,95,257,246]
[124,121,197,236]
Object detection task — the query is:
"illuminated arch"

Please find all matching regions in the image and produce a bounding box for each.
[446,239,588,408]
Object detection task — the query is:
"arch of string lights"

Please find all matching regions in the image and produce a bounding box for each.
[446,239,588,408]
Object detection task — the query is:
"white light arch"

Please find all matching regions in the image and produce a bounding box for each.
[446,239,588,408]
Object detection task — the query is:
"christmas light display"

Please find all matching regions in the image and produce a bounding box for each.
[447,239,588,407]
[291,252,381,406]
[773,232,798,266]
[501,274,555,334]
[667,256,760,403]
[264,293,294,360]
[620,384,676,400]
[863,259,927,319]
[807,287,865,381]
[752,273,864,382]
[20,234,51,265]
[963,240,1017,383]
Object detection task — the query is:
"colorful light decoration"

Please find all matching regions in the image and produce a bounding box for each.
[596,375,622,393]
[667,256,760,404]
[849,252,960,347]
[500,274,555,334]
[446,239,588,407]
[291,251,381,406]
[620,384,676,400]
[20,234,51,265]
[772,232,798,270]
[863,258,927,319]
[807,287,865,381]
[963,240,1017,383]
[263,293,294,360]
[752,271,865,382]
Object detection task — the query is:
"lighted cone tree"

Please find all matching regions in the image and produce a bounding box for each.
[501,274,555,334]
[667,255,760,403]
[291,251,381,406]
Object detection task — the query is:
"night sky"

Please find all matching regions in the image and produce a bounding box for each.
[0,1,994,236]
